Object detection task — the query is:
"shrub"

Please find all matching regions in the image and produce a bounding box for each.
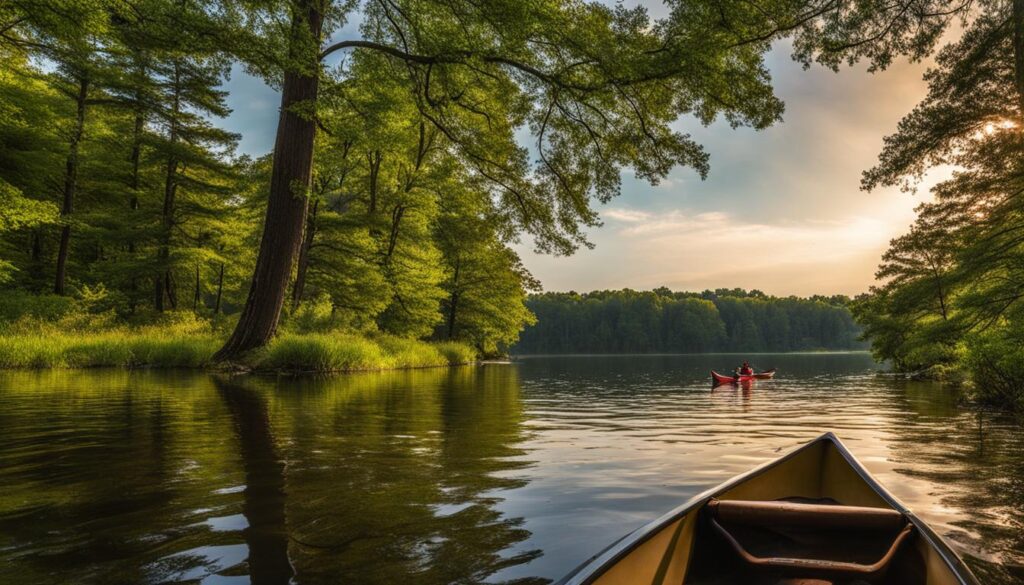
[0,290,77,325]
[258,333,390,372]
[964,326,1024,410]
[434,341,478,365]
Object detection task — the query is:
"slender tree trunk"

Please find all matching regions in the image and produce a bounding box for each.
[215,0,323,360]
[193,263,201,311]
[367,150,382,215]
[166,271,178,310]
[30,230,41,263]
[154,274,164,311]
[128,108,144,313]
[215,262,224,314]
[54,76,89,295]
[129,110,143,216]
[446,259,460,339]
[156,61,181,311]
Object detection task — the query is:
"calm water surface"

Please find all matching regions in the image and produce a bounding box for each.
[1,353,1022,584]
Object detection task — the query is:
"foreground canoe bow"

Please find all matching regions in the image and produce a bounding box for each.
[711,368,776,385]
[557,433,978,585]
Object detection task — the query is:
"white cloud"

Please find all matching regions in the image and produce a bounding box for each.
[517,200,918,296]
[603,208,653,223]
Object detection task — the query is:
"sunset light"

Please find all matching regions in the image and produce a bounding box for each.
[1,1,1021,584]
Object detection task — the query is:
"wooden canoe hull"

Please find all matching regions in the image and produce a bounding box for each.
[556,433,978,585]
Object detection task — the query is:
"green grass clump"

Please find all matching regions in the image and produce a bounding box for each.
[434,341,478,365]
[0,336,68,368]
[257,333,477,372]
[259,333,390,372]
[373,335,446,368]
[127,336,220,368]
[0,329,219,369]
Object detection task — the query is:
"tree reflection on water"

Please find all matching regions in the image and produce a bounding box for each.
[0,367,543,585]
[885,380,1024,584]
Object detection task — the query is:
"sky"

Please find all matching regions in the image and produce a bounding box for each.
[218,3,947,298]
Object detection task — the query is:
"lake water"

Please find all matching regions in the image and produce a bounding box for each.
[0,353,1022,584]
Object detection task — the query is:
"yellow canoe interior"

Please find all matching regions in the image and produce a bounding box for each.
[570,435,973,585]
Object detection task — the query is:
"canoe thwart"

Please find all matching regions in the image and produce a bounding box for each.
[707,498,915,578]
[707,498,906,531]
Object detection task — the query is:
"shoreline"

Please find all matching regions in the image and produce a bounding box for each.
[0,330,479,373]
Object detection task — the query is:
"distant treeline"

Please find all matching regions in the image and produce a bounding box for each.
[513,288,865,354]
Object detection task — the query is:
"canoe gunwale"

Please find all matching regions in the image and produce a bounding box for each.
[554,432,979,585]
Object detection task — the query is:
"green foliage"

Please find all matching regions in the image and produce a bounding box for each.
[433,341,479,366]
[0,290,77,323]
[514,288,863,354]
[257,333,476,372]
[839,0,1024,407]
[964,324,1024,409]
[256,333,388,372]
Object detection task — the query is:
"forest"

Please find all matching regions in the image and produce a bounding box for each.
[0,0,1019,396]
[513,289,863,354]
[848,0,1024,409]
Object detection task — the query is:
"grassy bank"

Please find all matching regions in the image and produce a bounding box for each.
[0,314,477,372]
[255,333,477,372]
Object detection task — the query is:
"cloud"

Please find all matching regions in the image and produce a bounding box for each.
[517,201,917,296]
[603,208,653,223]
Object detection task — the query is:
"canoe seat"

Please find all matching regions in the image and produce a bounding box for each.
[705,498,914,580]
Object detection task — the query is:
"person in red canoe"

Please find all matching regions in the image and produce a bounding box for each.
[739,362,754,376]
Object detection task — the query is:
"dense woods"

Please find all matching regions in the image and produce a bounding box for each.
[514,289,863,354]
[848,0,1024,409]
[1,0,1018,391]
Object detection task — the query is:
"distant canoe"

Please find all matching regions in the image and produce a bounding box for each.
[557,432,978,585]
[711,368,776,385]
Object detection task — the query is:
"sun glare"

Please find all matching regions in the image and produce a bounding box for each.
[976,119,1017,139]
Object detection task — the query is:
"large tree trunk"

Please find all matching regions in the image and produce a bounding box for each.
[214,1,323,360]
[54,76,89,295]
[291,198,317,311]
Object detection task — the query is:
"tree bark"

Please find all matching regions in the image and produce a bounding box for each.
[128,108,144,313]
[193,262,201,312]
[215,262,224,314]
[156,60,181,311]
[214,0,323,360]
[30,230,41,264]
[447,259,460,339]
[291,198,317,311]
[154,274,164,312]
[54,75,89,295]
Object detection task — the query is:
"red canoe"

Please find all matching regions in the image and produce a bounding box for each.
[711,368,776,384]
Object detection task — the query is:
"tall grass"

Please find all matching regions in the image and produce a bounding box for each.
[0,331,220,368]
[0,310,478,372]
[0,310,220,369]
[257,333,477,372]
